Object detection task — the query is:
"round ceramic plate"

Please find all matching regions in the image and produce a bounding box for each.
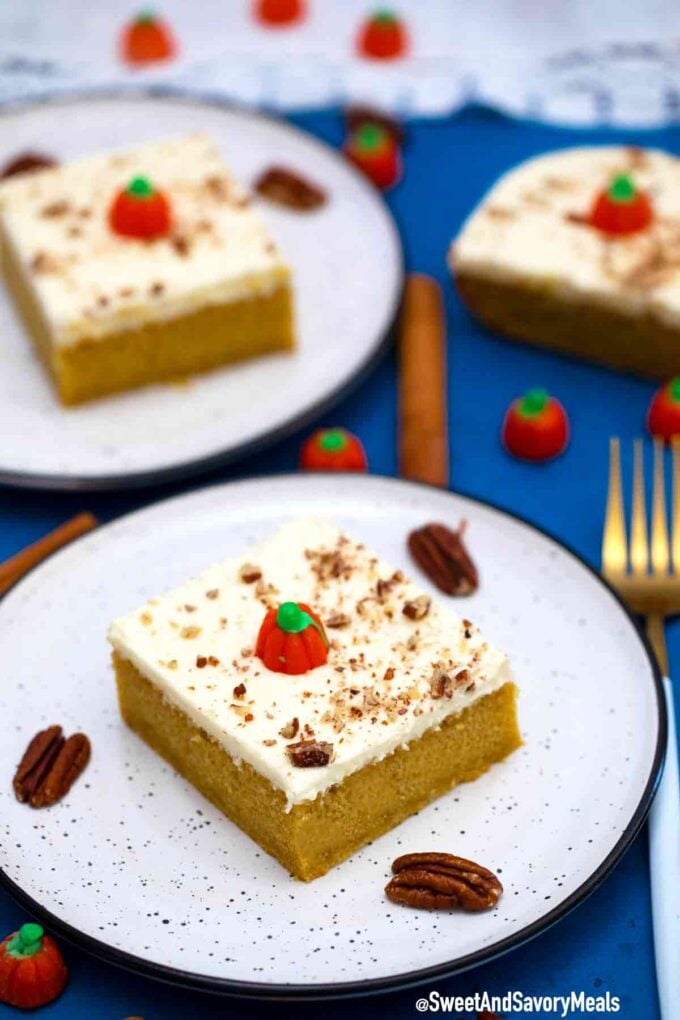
[0,475,664,998]
[0,95,402,490]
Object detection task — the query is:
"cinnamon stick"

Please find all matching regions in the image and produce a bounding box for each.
[0,512,98,596]
[399,273,449,487]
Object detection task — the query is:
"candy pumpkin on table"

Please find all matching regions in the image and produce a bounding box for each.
[502,388,569,462]
[647,377,680,442]
[257,602,329,675]
[345,124,402,191]
[120,10,177,65]
[0,923,68,1010]
[300,427,368,472]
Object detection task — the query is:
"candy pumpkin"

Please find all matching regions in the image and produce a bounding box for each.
[256,602,329,675]
[300,427,368,472]
[589,173,653,236]
[0,923,68,1010]
[109,175,172,240]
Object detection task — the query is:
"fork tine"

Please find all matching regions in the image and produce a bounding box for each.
[631,439,649,574]
[602,437,628,574]
[651,436,670,575]
[672,437,680,573]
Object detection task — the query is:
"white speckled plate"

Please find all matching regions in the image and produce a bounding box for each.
[0,475,664,998]
[0,95,402,490]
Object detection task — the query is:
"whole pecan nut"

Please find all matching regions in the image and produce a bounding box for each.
[385,852,502,911]
[408,522,479,596]
[254,166,327,211]
[13,726,90,808]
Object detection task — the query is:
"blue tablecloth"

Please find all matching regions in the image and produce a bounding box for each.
[1,105,678,1019]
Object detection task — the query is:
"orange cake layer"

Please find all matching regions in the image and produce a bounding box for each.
[114,651,521,882]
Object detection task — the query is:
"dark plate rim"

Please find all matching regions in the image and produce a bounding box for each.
[0,473,666,999]
[0,89,404,492]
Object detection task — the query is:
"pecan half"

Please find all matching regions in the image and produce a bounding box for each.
[1,151,57,179]
[254,166,327,211]
[408,522,479,595]
[13,727,90,808]
[279,717,299,739]
[385,852,502,911]
[285,739,334,768]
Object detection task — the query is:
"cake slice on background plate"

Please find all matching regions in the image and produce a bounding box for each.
[0,133,294,405]
[108,517,521,882]
[450,146,680,379]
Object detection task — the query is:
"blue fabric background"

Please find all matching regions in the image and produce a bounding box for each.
[0,105,678,1018]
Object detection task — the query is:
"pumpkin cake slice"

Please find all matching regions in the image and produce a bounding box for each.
[108,518,520,881]
[0,133,294,405]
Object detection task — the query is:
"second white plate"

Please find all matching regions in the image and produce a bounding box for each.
[0,95,402,490]
[0,474,664,997]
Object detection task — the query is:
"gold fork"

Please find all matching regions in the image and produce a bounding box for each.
[602,437,679,1019]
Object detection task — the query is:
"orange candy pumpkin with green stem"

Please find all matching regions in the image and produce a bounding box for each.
[255,0,306,27]
[502,388,569,462]
[0,923,68,1010]
[345,124,401,191]
[109,175,172,240]
[300,427,368,472]
[120,10,177,65]
[647,377,680,442]
[589,173,653,236]
[257,602,329,675]
[357,9,409,60]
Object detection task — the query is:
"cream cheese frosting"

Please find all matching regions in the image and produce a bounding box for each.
[450,146,680,327]
[0,133,290,348]
[108,517,513,807]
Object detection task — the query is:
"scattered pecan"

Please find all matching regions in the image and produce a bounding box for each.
[233,683,247,699]
[0,151,57,179]
[254,166,327,211]
[326,611,351,629]
[408,521,479,596]
[239,563,262,583]
[402,594,431,620]
[279,717,299,739]
[385,852,503,911]
[171,234,190,256]
[429,667,454,699]
[40,199,70,218]
[13,726,90,809]
[345,105,404,145]
[286,739,334,768]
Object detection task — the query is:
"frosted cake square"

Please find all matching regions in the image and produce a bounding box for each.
[0,133,294,404]
[450,146,680,379]
[108,518,520,881]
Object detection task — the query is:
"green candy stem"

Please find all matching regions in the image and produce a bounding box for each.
[319,429,347,453]
[670,377,680,403]
[519,388,549,418]
[136,9,157,24]
[127,175,154,199]
[608,174,636,204]
[276,602,328,647]
[355,123,387,154]
[6,923,44,958]
[374,9,397,24]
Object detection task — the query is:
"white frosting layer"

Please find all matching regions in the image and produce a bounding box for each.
[108,518,513,807]
[450,146,680,327]
[0,133,290,348]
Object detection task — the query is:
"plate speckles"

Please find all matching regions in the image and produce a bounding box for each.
[0,475,663,996]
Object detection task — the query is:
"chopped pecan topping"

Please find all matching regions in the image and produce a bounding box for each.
[205,588,219,600]
[254,166,327,211]
[180,625,201,639]
[326,611,351,629]
[286,739,334,768]
[0,151,57,179]
[408,521,479,596]
[385,852,503,911]
[279,717,299,739]
[41,200,70,218]
[150,281,165,297]
[239,563,262,583]
[402,595,431,620]
[196,655,207,668]
[429,667,454,699]
[13,726,90,808]
[171,234,190,256]
[233,683,247,699]
[30,251,59,274]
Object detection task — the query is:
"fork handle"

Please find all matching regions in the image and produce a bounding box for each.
[649,676,680,1019]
